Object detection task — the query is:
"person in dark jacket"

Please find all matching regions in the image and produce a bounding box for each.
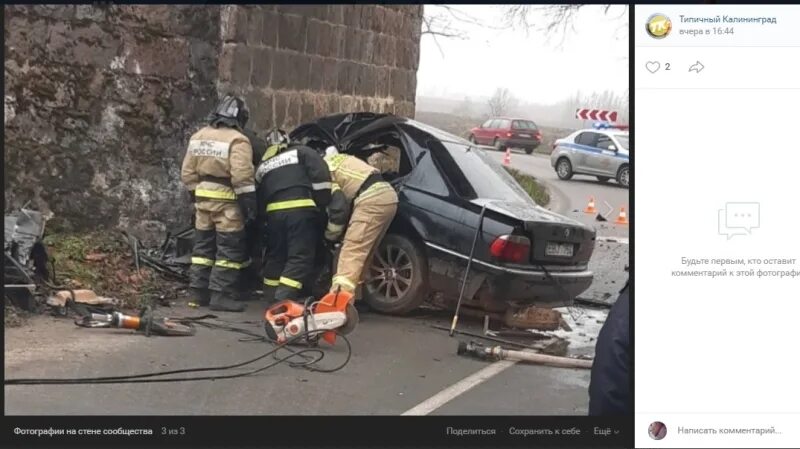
[255,129,333,303]
[589,280,631,415]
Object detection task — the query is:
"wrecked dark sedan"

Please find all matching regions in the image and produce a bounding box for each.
[290,113,597,315]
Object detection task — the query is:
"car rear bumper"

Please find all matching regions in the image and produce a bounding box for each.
[425,242,592,308]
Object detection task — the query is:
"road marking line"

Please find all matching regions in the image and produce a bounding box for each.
[401,359,518,415]
[596,236,629,244]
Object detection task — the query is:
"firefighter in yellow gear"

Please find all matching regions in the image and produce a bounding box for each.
[181,95,257,312]
[323,146,399,295]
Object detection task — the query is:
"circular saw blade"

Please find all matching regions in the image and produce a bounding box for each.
[337,302,359,335]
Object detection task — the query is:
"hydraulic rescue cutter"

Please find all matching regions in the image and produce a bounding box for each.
[264,290,358,345]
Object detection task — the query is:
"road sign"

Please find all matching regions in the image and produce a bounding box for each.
[575,109,618,122]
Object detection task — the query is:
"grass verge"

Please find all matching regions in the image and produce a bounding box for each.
[504,167,551,207]
[42,231,160,309]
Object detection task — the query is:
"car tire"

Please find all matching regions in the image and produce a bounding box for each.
[556,158,574,180]
[363,233,429,315]
[524,148,534,155]
[596,176,610,183]
[616,165,630,187]
[493,137,504,152]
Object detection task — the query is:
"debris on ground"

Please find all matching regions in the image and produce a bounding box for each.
[122,226,193,283]
[4,301,27,327]
[5,208,51,311]
[503,305,563,331]
[46,289,118,308]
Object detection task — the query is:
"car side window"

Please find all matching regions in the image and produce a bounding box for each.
[575,132,598,147]
[481,119,493,128]
[596,135,614,151]
[487,119,499,129]
[499,119,511,129]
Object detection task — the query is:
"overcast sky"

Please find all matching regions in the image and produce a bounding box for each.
[416,5,629,104]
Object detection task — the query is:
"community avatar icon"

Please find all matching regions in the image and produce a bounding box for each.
[646,13,672,39]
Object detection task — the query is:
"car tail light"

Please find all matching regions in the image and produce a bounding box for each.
[490,235,530,263]
[535,131,542,140]
[506,132,513,137]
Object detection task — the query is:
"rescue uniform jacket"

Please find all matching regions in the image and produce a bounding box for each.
[324,153,395,238]
[181,126,255,201]
[255,143,332,213]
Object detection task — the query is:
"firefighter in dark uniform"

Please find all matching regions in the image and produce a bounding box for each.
[256,129,333,303]
[181,95,257,312]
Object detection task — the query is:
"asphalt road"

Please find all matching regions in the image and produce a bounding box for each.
[486,149,630,304]
[5,302,599,415]
[4,149,623,416]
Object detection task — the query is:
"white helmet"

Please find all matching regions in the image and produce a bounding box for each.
[325,146,339,157]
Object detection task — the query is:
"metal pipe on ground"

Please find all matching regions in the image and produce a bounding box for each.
[457,340,592,370]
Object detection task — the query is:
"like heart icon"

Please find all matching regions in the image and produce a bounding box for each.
[646,61,661,73]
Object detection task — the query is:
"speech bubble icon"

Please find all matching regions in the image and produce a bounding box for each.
[718,209,748,239]
[725,202,760,233]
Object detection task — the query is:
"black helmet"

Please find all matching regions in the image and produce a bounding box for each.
[208,95,249,129]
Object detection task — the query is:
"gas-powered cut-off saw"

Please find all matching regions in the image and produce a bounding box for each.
[263,290,358,345]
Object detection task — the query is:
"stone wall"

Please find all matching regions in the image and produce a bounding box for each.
[218,5,421,133]
[4,4,422,232]
[4,5,222,233]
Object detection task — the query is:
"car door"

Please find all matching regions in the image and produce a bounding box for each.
[474,119,490,144]
[572,131,598,173]
[481,119,497,145]
[588,134,618,175]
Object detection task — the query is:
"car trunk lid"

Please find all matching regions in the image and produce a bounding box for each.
[470,199,595,266]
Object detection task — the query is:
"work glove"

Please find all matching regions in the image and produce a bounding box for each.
[324,222,345,243]
[237,191,258,228]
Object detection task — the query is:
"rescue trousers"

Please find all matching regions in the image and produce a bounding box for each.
[262,207,320,301]
[331,185,399,294]
[190,200,249,296]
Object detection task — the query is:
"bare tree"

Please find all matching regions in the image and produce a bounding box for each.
[487,88,516,117]
[502,5,627,43]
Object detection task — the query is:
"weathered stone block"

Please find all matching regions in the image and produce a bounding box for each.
[316,22,334,58]
[220,5,238,41]
[343,27,361,61]
[361,31,376,65]
[389,68,405,100]
[327,5,345,25]
[270,50,291,90]
[189,39,217,85]
[246,8,263,46]
[308,56,324,92]
[229,44,252,86]
[261,11,278,47]
[375,67,390,98]
[218,43,235,83]
[234,6,249,42]
[299,94,316,124]
[273,92,289,128]
[321,58,338,93]
[251,47,273,88]
[26,4,76,20]
[286,94,302,127]
[332,25,346,59]
[305,19,322,55]
[277,13,306,52]
[287,53,311,90]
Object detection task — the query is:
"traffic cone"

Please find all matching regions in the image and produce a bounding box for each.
[584,197,597,214]
[502,148,511,166]
[614,206,629,225]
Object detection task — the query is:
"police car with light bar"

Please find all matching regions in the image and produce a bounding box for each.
[550,123,630,187]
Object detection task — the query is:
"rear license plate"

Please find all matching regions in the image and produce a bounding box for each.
[518,133,531,138]
[545,242,574,257]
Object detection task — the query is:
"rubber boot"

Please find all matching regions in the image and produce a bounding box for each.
[209,291,246,312]
[190,287,211,307]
